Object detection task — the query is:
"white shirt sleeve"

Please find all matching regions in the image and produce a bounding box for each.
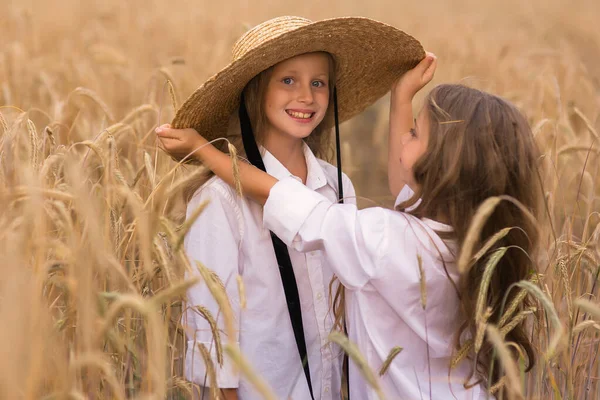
[263,179,459,349]
[183,183,242,388]
[264,177,389,290]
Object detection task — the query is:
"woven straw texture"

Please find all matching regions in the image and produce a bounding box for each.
[171,16,425,140]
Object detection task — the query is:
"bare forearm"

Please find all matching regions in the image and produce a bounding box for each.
[194,140,277,205]
[388,93,414,196]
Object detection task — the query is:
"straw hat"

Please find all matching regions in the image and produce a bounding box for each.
[172,16,424,139]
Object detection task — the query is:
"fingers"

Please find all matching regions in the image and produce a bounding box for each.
[423,55,437,82]
[155,124,181,140]
[418,52,436,73]
[155,124,173,134]
[156,138,167,152]
[415,53,432,71]
[155,135,173,152]
[156,139,185,162]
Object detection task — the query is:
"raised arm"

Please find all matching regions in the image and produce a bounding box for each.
[388,88,414,197]
[156,127,276,205]
[388,52,437,197]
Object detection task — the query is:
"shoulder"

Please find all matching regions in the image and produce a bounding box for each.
[190,176,239,205]
[384,211,444,248]
[359,207,419,238]
[187,176,243,220]
[364,210,450,283]
[186,176,245,239]
[383,211,454,274]
[358,208,443,254]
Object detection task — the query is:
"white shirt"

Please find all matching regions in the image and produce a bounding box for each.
[183,144,355,399]
[264,179,487,400]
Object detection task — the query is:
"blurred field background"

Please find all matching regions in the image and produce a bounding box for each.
[0,0,599,398]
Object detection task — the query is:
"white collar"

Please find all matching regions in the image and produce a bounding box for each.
[396,185,453,232]
[261,143,327,191]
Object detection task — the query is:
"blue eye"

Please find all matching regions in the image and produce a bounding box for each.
[312,80,325,88]
[282,77,294,85]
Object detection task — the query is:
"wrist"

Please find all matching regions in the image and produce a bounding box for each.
[192,135,209,160]
[391,90,414,107]
[390,97,413,114]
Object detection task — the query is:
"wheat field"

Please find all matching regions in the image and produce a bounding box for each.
[0,0,599,398]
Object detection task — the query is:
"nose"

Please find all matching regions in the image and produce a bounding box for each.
[297,82,314,104]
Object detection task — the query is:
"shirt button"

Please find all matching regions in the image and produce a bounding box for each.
[325,386,330,393]
[316,292,323,301]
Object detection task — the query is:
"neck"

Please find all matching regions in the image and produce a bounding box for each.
[262,133,307,184]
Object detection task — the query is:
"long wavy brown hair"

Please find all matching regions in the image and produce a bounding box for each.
[395,84,543,388]
[182,52,336,201]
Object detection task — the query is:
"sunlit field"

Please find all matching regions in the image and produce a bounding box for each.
[0,0,599,398]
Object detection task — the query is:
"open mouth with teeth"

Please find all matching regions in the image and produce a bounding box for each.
[286,110,315,122]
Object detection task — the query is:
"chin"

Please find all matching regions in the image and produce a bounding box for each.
[293,130,314,139]
[282,125,316,139]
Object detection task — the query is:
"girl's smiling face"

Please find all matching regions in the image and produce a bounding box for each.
[398,106,430,190]
[263,52,331,142]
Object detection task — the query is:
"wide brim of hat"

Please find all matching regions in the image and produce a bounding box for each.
[171,17,425,141]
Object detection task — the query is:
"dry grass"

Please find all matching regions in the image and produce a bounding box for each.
[0,0,599,398]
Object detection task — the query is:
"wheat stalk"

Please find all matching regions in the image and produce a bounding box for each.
[379,346,403,377]
[194,261,236,343]
[474,247,508,351]
[224,344,277,400]
[486,325,524,400]
[236,275,247,310]
[227,142,243,197]
[193,305,224,366]
[27,119,39,170]
[329,331,385,399]
[0,112,8,135]
[516,280,563,358]
[67,87,116,122]
[167,80,178,112]
[175,199,210,251]
[458,197,503,274]
[572,320,600,334]
[197,343,221,400]
[417,254,427,309]
[498,286,529,328]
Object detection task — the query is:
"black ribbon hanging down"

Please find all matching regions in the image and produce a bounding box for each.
[333,87,350,400]
[333,87,344,203]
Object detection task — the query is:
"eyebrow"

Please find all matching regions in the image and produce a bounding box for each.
[278,70,328,78]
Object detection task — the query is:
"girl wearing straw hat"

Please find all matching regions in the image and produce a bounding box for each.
[171,16,423,399]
